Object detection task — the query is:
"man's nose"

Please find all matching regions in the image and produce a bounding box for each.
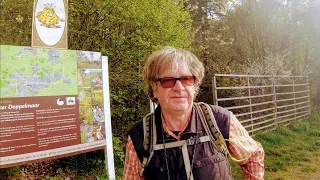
[173,80,184,90]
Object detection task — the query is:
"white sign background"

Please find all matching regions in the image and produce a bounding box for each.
[34,0,66,46]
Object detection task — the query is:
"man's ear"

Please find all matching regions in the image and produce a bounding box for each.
[153,91,157,99]
[152,86,157,98]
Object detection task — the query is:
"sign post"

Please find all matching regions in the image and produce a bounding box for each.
[102,56,115,180]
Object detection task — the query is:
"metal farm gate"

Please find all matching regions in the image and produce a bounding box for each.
[212,74,310,135]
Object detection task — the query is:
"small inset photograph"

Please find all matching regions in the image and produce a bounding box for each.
[80,123,105,143]
[77,51,102,68]
[80,123,94,143]
[92,105,104,123]
[90,69,103,87]
[79,105,92,124]
[78,87,92,105]
[78,68,91,87]
[92,87,103,104]
[92,123,105,141]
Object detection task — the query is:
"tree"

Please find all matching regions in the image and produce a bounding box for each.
[2,0,193,139]
[187,0,320,104]
[68,0,193,138]
[0,0,33,46]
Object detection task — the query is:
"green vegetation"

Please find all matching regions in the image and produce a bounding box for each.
[231,107,320,179]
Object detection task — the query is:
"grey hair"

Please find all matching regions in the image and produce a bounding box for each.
[143,46,204,103]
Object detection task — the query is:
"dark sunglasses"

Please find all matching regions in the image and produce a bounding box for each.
[156,76,195,88]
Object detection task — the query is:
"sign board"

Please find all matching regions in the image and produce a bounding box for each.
[0,45,109,168]
[31,0,68,49]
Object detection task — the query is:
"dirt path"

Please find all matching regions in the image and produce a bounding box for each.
[266,149,320,180]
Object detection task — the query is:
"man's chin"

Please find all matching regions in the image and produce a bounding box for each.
[169,102,190,111]
[171,97,187,103]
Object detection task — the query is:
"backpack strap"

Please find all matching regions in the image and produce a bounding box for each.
[140,112,156,176]
[196,102,229,158]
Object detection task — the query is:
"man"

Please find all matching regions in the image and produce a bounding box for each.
[124,47,264,180]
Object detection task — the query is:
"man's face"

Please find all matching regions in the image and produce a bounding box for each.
[153,61,196,113]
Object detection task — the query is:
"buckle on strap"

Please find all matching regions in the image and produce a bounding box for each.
[187,137,200,145]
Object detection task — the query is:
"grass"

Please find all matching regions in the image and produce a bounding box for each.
[300,165,317,173]
[231,107,320,179]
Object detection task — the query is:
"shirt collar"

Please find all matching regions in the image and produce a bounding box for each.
[161,103,197,140]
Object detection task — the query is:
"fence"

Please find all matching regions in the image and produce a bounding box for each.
[212,74,311,135]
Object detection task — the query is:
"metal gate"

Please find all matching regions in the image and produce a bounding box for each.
[212,74,310,135]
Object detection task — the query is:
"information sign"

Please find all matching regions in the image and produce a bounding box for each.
[0,45,107,168]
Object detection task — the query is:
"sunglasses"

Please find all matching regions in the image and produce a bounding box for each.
[156,76,195,88]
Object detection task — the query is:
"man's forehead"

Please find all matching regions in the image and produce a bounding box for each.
[158,62,192,77]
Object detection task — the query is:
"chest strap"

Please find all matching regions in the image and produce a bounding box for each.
[152,135,213,180]
[153,135,212,150]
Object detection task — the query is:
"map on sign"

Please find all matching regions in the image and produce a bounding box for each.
[0,45,78,98]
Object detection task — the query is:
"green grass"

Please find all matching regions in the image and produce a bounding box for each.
[300,165,317,173]
[231,107,320,179]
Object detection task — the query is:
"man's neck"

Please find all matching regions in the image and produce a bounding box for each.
[161,106,193,131]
